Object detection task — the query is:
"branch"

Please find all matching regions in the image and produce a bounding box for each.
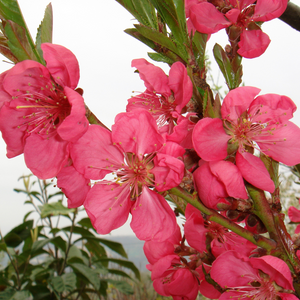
[279,2,300,32]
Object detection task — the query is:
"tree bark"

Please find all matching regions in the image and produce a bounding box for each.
[279,2,300,32]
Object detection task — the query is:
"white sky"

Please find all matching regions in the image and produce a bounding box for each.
[0,1,300,236]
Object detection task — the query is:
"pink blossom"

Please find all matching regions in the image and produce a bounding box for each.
[70,110,184,241]
[288,204,300,234]
[127,59,193,134]
[211,250,297,300]
[0,43,88,179]
[193,160,248,209]
[184,204,256,257]
[187,0,288,58]
[193,86,300,192]
[144,225,220,300]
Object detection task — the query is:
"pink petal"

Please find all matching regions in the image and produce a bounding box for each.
[143,226,181,265]
[57,87,88,142]
[225,8,240,23]
[24,134,69,179]
[189,2,231,34]
[0,102,27,157]
[288,206,300,223]
[57,165,90,208]
[166,114,195,149]
[257,121,300,166]
[112,110,164,155]
[184,204,208,252]
[209,160,248,199]
[221,86,261,120]
[152,142,185,191]
[236,151,275,193]
[210,251,257,288]
[41,43,80,89]
[131,59,171,96]
[168,62,193,113]
[238,29,270,58]
[130,187,177,241]
[84,183,132,234]
[70,125,124,180]
[249,93,296,125]
[192,118,229,161]
[253,0,288,22]
[193,161,228,209]
[3,60,51,97]
[250,256,294,291]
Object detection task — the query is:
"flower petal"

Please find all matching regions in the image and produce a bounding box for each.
[168,62,193,113]
[189,2,231,34]
[193,118,229,161]
[70,125,124,180]
[84,183,132,234]
[57,87,88,142]
[57,165,90,208]
[112,110,164,155]
[24,134,69,179]
[257,121,300,166]
[131,58,171,96]
[131,187,177,241]
[41,43,80,89]
[236,151,275,193]
[253,0,288,22]
[238,29,270,58]
[221,86,261,120]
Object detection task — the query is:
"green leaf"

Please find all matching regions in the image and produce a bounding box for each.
[0,0,26,27]
[5,20,36,62]
[84,240,107,260]
[36,3,52,62]
[96,238,127,259]
[134,24,183,59]
[97,258,140,281]
[192,31,208,70]
[106,279,134,295]
[50,236,67,253]
[4,220,33,248]
[108,268,134,281]
[0,33,18,63]
[70,263,100,290]
[0,288,31,300]
[39,201,75,218]
[213,43,242,90]
[115,0,157,28]
[50,273,76,293]
[62,226,94,238]
[147,52,174,64]
[77,217,94,229]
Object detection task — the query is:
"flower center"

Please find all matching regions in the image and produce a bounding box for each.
[14,76,71,138]
[116,153,155,199]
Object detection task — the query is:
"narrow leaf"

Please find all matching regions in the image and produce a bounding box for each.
[36,3,53,62]
[70,263,100,290]
[39,201,75,218]
[97,258,140,280]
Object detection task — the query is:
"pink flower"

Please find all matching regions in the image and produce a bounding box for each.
[187,0,288,58]
[70,110,184,241]
[184,204,256,257]
[288,203,300,234]
[144,226,219,300]
[211,250,297,300]
[193,160,248,209]
[127,59,193,134]
[193,86,300,192]
[0,43,88,179]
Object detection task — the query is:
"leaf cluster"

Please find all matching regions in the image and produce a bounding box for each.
[0,175,140,299]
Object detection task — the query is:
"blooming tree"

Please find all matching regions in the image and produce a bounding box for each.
[1,0,300,299]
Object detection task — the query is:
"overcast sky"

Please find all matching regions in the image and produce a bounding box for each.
[0,1,299,236]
